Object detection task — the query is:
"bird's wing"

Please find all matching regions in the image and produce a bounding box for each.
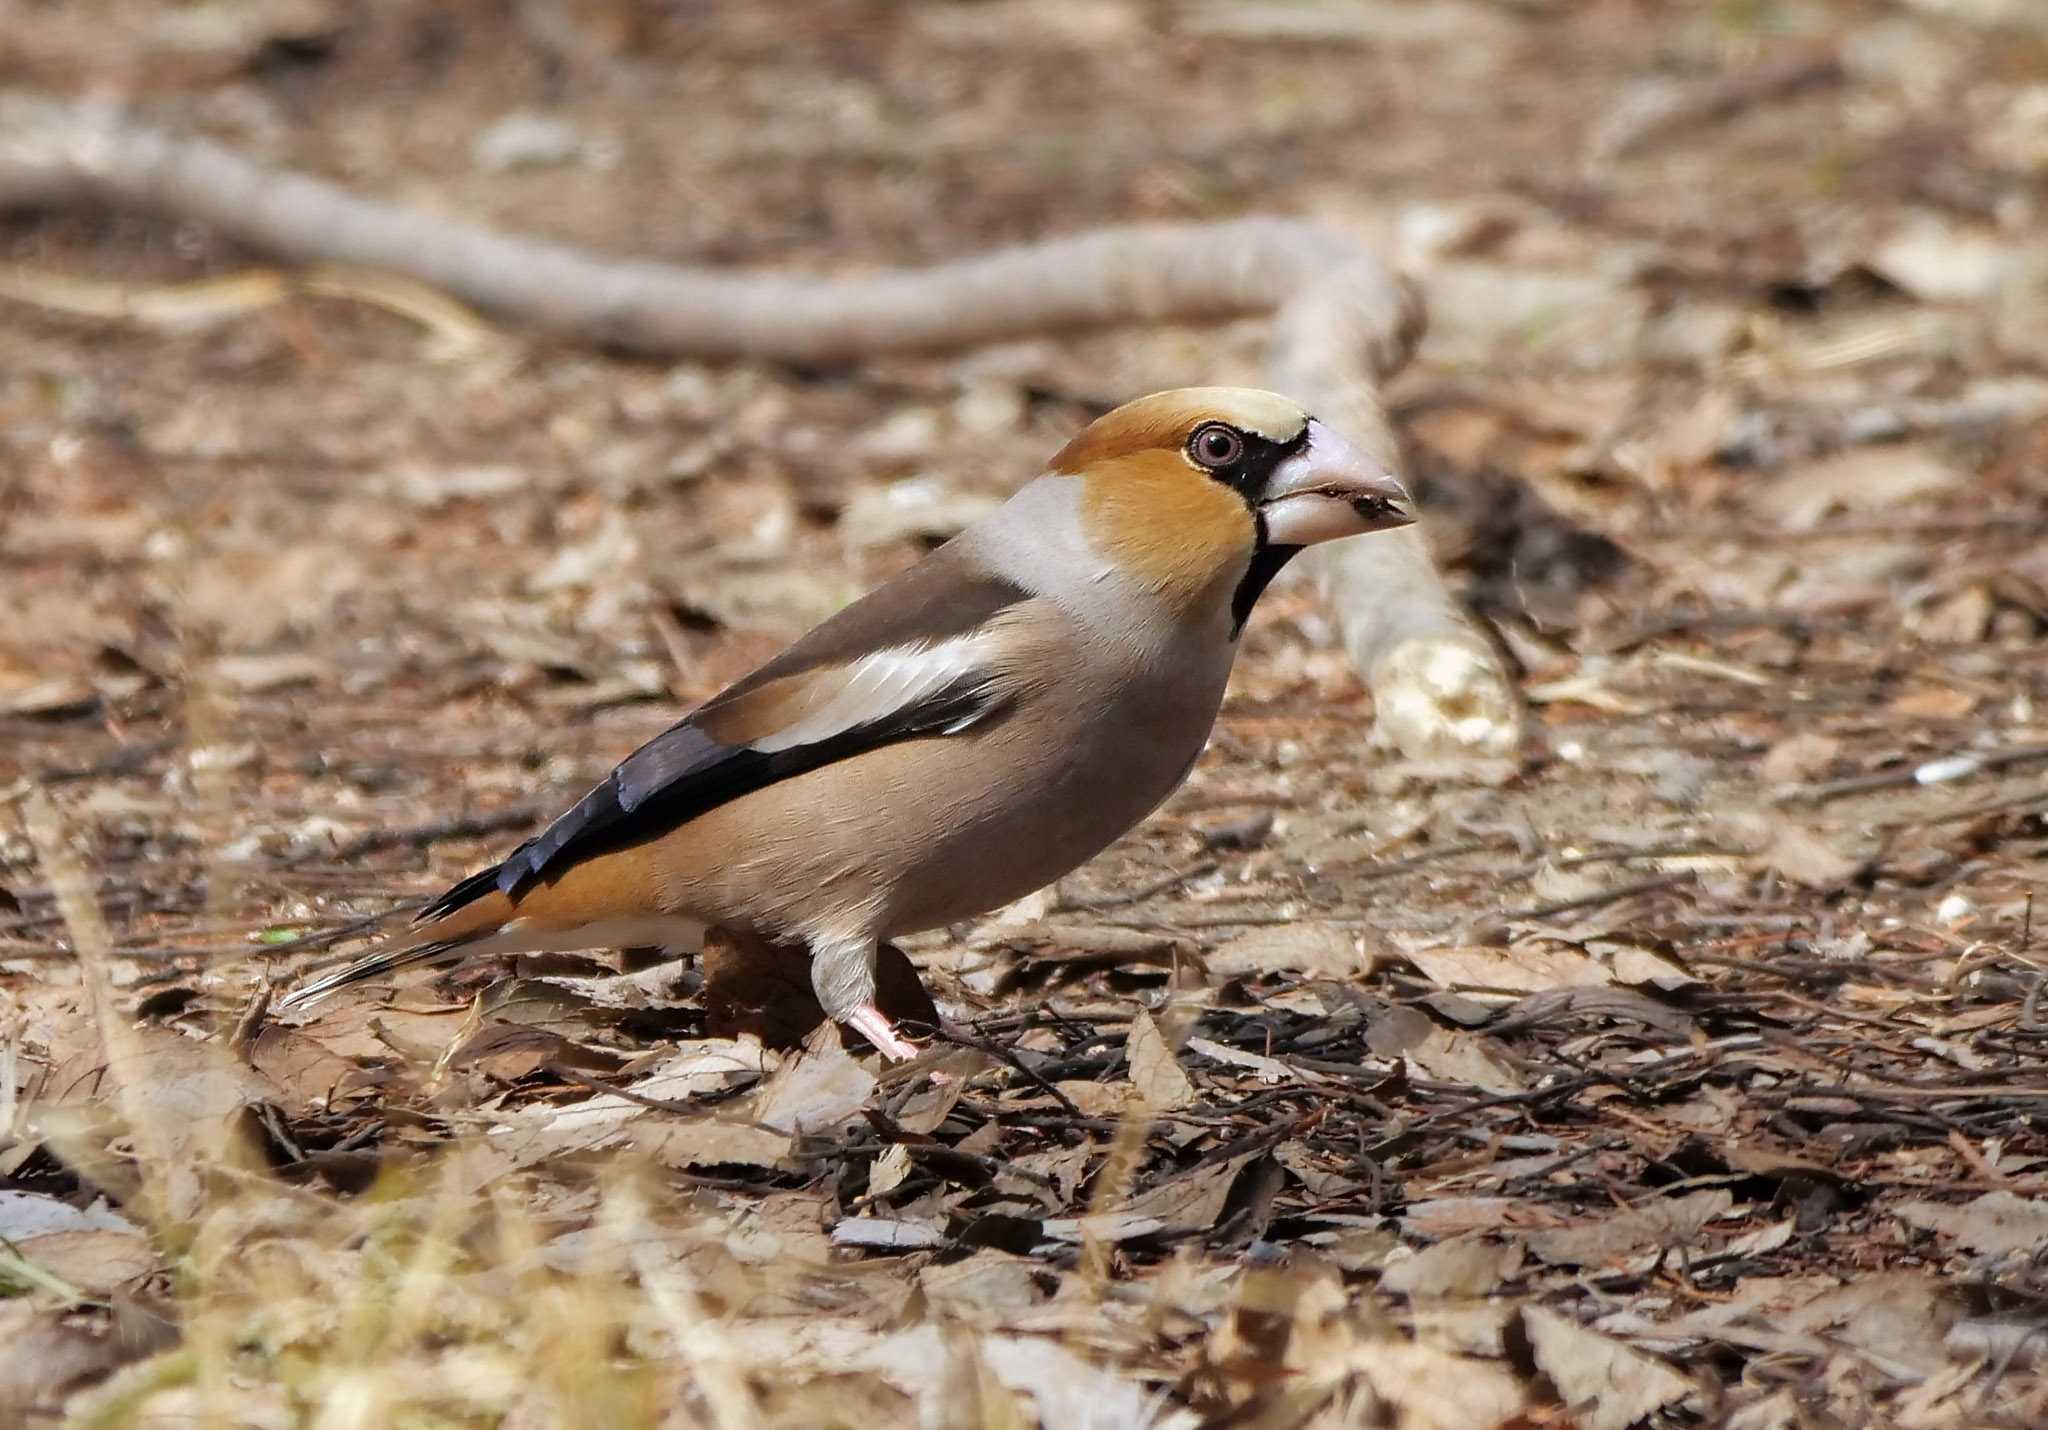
[418,549,1043,922]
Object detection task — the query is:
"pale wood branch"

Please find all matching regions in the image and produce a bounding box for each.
[0,98,1519,754]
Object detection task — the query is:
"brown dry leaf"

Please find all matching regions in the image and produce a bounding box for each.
[980,1333,1201,1430]
[0,1303,140,1424]
[1895,1191,2048,1257]
[10,1229,158,1297]
[634,1117,794,1172]
[1007,1144,1093,1205]
[276,996,475,1066]
[753,1023,876,1135]
[1526,1189,1733,1270]
[567,1039,771,1128]
[1035,1211,1169,1245]
[1494,986,1696,1037]
[1760,732,1843,784]
[1721,1141,1843,1182]
[919,1250,1046,1325]
[1115,1152,1259,1235]
[445,1021,618,1084]
[1274,1143,1371,1200]
[839,478,1001,549]
[35,1021,281,1200]
[39,1018,271,1119]
[1760,444,1964,530]
[1206,923,1365,977]
[0,675,98,717]
[1055,1079,1139,1118]
[1886,684,1980,720]
[1207,1261,1527,1428]
[1522,1306,1696,1430]
[1583,940,1699,990]
[1126,1009,1194,1111]
[240,1025,368,1111]
[1783,1274,1962,1377]
[1491,374,1638,440]
[1405,940,1611,993]
[1365,1006,1524,1094]
[1427,261,1650,369]
[890,1076,967,1137]
[484,1038,779,1173]
[867,1143,913,1199]
[1917,584,1996,644]
[0,1195,155,1301]
[1760,823,1868,890]
[1379,1236,1523,1299]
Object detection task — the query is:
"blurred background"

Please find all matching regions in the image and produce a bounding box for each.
[3,0,2045,759]
[4,2,2048,1423]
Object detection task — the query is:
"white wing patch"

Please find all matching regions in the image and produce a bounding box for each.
[748,634,999,753]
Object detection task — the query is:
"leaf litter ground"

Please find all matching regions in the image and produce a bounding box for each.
[3,2,2048,1425]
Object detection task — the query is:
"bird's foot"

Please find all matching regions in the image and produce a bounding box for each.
[844,1002,921,1062]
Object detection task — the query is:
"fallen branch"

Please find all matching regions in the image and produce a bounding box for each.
[1586,52,1845,162]
[0,97,1519,756]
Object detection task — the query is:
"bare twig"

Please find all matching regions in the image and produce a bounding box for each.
[1783,744,2048,806]
[1586,53,1845,161]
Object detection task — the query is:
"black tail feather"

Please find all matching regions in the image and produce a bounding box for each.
[416,858,512,923]
[274,932,490,1011]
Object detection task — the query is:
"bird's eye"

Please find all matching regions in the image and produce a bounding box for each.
[1189,423,1245,470]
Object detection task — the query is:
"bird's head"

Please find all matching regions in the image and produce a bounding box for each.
[1050,386,1413,629]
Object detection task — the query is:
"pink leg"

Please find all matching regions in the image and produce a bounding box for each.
[844,1002,921,1061]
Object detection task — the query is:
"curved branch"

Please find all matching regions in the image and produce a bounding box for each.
[0,99,1518,754]
[3,109,1394,363]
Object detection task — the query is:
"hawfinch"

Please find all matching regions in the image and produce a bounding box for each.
[280,388,1411,1057]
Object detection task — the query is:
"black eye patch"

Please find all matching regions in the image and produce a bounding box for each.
[1188,423,1308,502]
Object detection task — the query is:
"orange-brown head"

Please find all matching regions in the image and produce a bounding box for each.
[1051,387,1412,630]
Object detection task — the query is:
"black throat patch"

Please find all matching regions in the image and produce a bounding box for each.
[1231,522,1302,638]
[1217,425,1311,638]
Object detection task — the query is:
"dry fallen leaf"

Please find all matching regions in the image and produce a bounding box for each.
[1379,1236,1523,1299]
[1365,1006,1524,1094]
[1759,822,1868,890]
[0,1303,144,1424]
[1760,731,1843,785]
[831,1217,947,1252]
[980,1333,1202,1430]
[1526,1189,1733,1270]
[1206,923,1365,978]
[753,1023,877,1136]
[1783,1274,1963,1377]
[1405,940,1612,993]
[9,1228,158,1297]
[1759,444,1964,530]
[1895,1191,2048,1258]
[1126,1009,1195,1111]
[1522,1305,1696,1430]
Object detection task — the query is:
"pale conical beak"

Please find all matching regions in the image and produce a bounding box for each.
[1257,419,1414,547]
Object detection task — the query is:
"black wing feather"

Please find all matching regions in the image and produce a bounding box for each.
[415,670,1006,923]
[412,543,1033,925]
